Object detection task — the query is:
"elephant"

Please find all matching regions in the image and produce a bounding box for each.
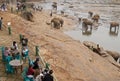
[110,22,119,31]
[92,14,100,23]
[52,2,57,10]
[88,11,93,17]
[22,11,33,22]
[51,18,64,29]
[82,18,93,31]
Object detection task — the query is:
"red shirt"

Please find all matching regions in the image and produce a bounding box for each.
[27,67,34,75]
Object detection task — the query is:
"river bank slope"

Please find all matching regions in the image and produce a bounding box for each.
[0,10,120,81]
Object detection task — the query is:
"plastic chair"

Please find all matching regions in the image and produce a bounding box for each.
[15,54,21,60]
[22,67,30,81]
[1,46,6,62]
[22,67,34,81]
[5,55,12,63]
[5,63,14,74]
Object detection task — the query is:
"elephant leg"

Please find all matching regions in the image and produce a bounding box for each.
[110,25,112,31]
[51,22,53,27]
[61,24,62,27]
[90,25,92,30]
[115,26,116,32]
[55,6,57,10]
[53,22,57,28]
[85,26,88,31]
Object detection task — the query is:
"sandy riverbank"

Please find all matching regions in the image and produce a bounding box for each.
[1,9,120,81]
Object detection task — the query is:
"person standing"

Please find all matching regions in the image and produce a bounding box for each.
[12,41,18,50]
[0,17,3,30]
[21,35,28,48]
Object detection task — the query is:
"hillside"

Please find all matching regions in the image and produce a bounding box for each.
[0,10,120,81]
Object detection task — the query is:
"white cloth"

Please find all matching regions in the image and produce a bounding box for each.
[35,73,43,81]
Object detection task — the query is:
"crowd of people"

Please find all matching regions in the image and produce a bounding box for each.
[0,1,56,81]
[3,34,54,81]
[27,57,54,81]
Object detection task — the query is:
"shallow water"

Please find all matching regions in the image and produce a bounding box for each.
[38,0,120,53]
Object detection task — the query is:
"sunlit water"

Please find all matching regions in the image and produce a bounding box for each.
[36,0,120,53]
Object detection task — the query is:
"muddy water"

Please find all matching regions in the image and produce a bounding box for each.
[36,0,120,53]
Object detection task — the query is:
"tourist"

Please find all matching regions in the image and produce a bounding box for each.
[12,41,18,50]
[27,65,35,81]
[97,44,101,52]
[1,3,6,11]
[4,47,10,57]
[35,68,44,81]
[22,47,28,57]
[21,35,28,48]
[0,17,3,30]
[42,68,49,76]
[93,44,101,54]
[43,70,54,81]
[33,58,40,69]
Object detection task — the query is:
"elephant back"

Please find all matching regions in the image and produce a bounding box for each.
[110,22,119,27]
[82,19,93,25]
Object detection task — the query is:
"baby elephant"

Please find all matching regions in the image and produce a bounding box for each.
[92,14,100,23]
[51,18,64,29]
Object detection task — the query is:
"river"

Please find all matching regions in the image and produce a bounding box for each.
[34,0,120,53]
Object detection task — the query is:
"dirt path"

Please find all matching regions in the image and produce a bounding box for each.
[1,10,120,81]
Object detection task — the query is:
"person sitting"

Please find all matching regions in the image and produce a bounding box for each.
[27,65,35,80]
[4,47,10,57]
[35,68,44,81]
[27,65,35,76]
[21,35,28,48]
[42,68,49,76]
[6,54,12,63]
[43,70,54,81]
[33,58,40,69]
[93,44,101,55]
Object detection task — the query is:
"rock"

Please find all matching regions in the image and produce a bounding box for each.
[83,41,99,48]
[83,41,108,56]
[105,50,120,61]
[46,21,51,25]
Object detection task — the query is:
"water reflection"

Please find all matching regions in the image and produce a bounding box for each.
[82,30,92,36]
[109,29,119,36]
